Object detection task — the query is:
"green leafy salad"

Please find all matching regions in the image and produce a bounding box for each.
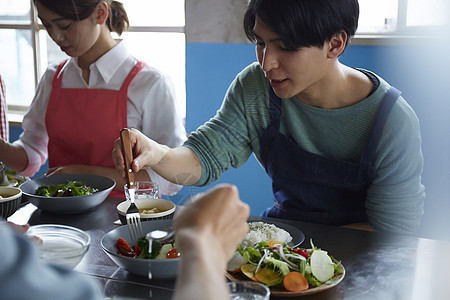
[35,180,99,197]
[0,169,28,187]
[227,239,343,292]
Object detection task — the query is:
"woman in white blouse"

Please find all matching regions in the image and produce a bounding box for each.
[0,0,186,196]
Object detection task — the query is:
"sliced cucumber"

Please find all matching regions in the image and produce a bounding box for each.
[310,250,334,282]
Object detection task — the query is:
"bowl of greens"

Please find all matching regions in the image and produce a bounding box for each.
[20,174,115,213]
[101,219,179,279]
[0,163,30,188]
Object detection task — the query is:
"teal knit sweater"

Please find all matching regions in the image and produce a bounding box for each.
[184,62,425,234]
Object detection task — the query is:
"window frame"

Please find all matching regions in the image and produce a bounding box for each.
[1,0,186,125]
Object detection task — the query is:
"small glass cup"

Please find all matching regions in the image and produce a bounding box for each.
[227,281,270,300]
[124,181,159,201]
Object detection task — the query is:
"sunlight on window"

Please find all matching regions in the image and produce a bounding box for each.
[0,0,30,17]
[407,0,448,27]
[122,32,186,119]
[0,29,35,107]
[122,0,185,27]
[358,0,399,33]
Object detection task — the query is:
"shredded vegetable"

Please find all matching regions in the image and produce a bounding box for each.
[235,239,342,291]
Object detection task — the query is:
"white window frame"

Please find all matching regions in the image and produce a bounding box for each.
[1,0,186,124]
[354,0,446,46]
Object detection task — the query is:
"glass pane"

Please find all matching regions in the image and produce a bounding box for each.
[407,0,448,27]
[122,0,185,27]
[0,0,31,24]
[121,32,186,118]
[0,29,35,107]
[357,0,399,33]
[46,33,69,65]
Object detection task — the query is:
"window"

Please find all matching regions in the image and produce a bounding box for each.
[357,0,448,35]
[0,0,185,123]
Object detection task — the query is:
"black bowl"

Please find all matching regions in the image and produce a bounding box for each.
[20,174,115,214]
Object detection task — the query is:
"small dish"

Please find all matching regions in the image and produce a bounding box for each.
[27,224,90,269]
[117,198,176,225]
[0,186,22,219]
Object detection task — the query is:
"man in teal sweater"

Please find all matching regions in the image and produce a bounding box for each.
[113,0,425,234]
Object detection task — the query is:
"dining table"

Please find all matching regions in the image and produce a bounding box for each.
[7,195,450,300]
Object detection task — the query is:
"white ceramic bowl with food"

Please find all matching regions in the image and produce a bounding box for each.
[116,198,176,225]
[20,174,116,213]
[0,186,22,219]
[101,219,179,278]
[27,224,90,269]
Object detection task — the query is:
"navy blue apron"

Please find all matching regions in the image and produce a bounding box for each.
[260,86,401,225]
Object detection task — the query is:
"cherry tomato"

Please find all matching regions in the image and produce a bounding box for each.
[133,245,142,256]
[166,248,180,259]
[117,238,135,257]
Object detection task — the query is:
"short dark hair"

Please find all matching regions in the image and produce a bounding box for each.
[243,0,359,51]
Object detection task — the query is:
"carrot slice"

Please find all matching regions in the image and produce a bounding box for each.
[283,271,309,292]
[268,239,282,250]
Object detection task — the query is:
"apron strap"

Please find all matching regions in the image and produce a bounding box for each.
[268,86,282,131]
[119,61,147,94]
[52,59,70,89]
[361,86,401,165]
[116,61,146,126]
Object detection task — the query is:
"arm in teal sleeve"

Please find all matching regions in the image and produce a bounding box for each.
[184,76,255,186]
[366,98,425,234]
[0,223,101,300]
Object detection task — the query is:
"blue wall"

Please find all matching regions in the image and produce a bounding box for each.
[10,42,450,239]
[182,43,273,215]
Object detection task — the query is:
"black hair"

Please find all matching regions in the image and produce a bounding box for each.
[34,0,129,35]
[243,0,359,51]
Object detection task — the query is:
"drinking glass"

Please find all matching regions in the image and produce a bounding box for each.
[124,181,159,201]
[227,281,270,300]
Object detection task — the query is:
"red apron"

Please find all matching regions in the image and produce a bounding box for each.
[45,60,145,196]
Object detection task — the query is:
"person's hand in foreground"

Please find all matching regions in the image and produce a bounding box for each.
[172,184,250,300]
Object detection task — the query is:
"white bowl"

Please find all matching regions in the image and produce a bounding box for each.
[117,198,176,225]
[0,186,22,219]
[27,224,90,269]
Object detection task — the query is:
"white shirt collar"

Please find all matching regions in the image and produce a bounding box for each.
[67,40,130,85]
[95,40,129,84]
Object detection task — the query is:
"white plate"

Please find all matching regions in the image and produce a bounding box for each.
[246,216,305,247]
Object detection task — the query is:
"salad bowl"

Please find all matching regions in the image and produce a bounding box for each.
[20,174,115,213]
[101,219,179,278]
